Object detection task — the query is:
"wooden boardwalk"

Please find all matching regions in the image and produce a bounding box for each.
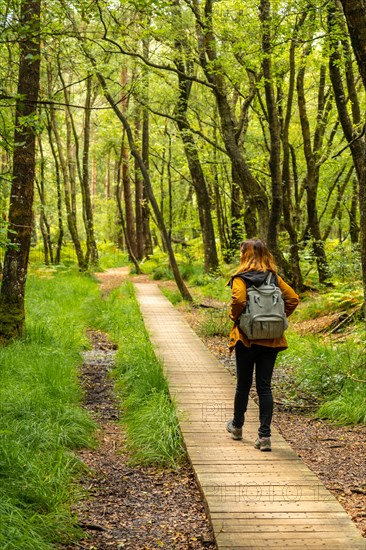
[134,282,366,550]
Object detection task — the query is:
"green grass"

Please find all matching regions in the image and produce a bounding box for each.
[122,390,184,466]
[278,333,366,424]
[88,281,185,467]
[317,389,366,424]
[0,270,98,549]
[197,307,232,337]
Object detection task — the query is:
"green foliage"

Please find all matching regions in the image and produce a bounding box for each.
[0,219,17,251]
[0,270,97,549]
[328,244,362,282]
[88,281,185,467]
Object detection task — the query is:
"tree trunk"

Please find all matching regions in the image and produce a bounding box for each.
[328,4,364,180]
[194,0,269,237]
[121,69,138,260]
[121,132,138,260]
[0,0,41,341]
[115,156,125,249]
[279,12,307,290]
[339,0,366,88]
[173,7,219,272]
[36,135,53,265]
[81,74,99,268]
[339,0,366,315]
[47,67,86,270]
[141,37,153,258]
[105,152,111,200]
[297,56,330,283]
[177,122,220,272]
[134,113,145,261]
[115,169,142,274]
[46,110,64,264]
[322,165,354,240]
[349,176,360,244]
[230,180,243,259]
[259,0,284,270]
[214,181,230,262]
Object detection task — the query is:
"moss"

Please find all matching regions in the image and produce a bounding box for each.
[0,298,25,343]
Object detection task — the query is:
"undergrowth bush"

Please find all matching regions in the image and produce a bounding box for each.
[88,281,185,467]
[160,287,183,305]
[0,270,98,549]
[297,286,363,321]
[97,244,129,270]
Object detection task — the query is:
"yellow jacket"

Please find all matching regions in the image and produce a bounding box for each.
[228,273,299,352]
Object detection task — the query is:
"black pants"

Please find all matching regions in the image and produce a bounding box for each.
[233,341,279,438]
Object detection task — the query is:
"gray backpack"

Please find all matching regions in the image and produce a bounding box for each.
[239,272,288,339]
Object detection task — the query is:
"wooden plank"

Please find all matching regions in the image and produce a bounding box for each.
[210,511,354,519]
[204,500,348,513]
[215,534,366,549]
[186,447,300,462]
[211,517,356,531]
[201,482,337,503]
[194,463,315,474]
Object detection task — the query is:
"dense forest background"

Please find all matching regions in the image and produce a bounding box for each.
[1,0,366,338]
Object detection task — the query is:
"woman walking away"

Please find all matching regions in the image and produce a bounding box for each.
[226,239,299,451]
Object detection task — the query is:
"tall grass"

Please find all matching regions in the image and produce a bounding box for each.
[278,333,366,424]
[197,307,232,337]
[88,281,185,467]
[0,269,98,549]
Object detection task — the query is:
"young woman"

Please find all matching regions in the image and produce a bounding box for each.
[226,239,299,451]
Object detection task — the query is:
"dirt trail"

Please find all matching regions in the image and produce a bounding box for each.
[93,266,130,296]
[65,269,216,549]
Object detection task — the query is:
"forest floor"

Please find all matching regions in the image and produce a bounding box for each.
[64,268,365,549]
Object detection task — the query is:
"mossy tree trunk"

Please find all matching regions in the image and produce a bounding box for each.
[0,0,41,341]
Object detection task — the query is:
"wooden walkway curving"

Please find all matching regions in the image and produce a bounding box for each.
[134,282,366,550]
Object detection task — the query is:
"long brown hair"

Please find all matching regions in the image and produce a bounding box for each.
[234,239,277,274]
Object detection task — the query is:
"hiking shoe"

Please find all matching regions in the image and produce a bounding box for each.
[226,420,243,440]
[254,437,271,452]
